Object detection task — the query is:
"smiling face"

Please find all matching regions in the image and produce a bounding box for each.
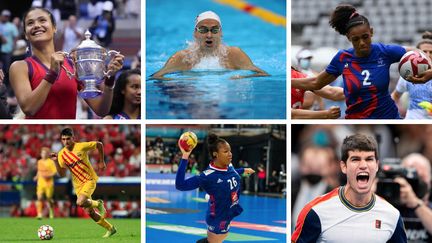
[24,8,56,44]
[341,150,379,196]
[346,24,373,57]
[194,19,222,51]
[123,74,141,106]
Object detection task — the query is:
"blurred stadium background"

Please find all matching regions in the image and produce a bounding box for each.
[146,124,287,242]
[291,0,432,116]
[292,124,432,242]
[0,0,141,118]
[0,124,141,220]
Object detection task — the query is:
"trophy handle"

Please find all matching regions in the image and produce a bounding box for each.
[103,50,120,77]
[59,51,76,79]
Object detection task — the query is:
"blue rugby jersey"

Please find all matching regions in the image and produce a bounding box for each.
[176,158,245,226]
[326,43,406,119]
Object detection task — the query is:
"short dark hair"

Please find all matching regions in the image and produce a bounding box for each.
[341,134,378,162]
[329,4,370,36]
[207,133,228,159]
[60,128,74,137]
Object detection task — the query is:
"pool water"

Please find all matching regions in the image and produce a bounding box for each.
[146,0,286,119]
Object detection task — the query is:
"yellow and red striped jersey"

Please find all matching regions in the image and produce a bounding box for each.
[58,141,99,188]
[37,158,56,187]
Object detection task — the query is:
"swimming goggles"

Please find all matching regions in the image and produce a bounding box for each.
[195,26,221,34]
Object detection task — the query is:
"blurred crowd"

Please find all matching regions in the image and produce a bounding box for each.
[0,124,141,181]
[11,199,140,219]
[146,136,285,194]
[291,124,432,240]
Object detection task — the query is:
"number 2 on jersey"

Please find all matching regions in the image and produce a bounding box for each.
[228,177,237,190]
[362,70,371,86]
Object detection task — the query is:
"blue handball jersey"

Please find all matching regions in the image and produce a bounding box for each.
[326,43,406,119]
[176,159,245,224]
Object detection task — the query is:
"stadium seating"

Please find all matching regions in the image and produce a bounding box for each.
[292,0,432,48]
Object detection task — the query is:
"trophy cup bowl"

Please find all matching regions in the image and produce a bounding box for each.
[66,30,118,99]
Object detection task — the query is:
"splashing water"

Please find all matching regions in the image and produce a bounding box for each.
[192,56,223,69]
[183,41,228,70]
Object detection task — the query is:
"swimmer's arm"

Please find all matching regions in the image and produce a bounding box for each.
[229,47,269,78]
[150,51,189,80]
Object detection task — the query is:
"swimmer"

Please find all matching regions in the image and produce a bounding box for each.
[151,11,269,80]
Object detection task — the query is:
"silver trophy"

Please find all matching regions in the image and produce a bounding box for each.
[64,30,118,99]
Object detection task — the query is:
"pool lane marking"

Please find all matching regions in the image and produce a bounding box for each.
[197,220,286,234]
[147,221,277,241]
[214,0,286,27]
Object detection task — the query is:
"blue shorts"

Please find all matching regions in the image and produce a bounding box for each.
[207,220,231,234]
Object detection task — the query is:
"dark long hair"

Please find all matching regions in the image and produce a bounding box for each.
[108,69,141,116]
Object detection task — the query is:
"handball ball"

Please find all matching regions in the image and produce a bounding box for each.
[179,131,198,152]
[398,51,431,80]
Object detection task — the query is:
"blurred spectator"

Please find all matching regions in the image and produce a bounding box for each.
[0,69,11,118]
[257,163,266,192]
[131,49,140,69]
[395,153,432,242]
[89,1,116,47]
[268,170,280,193]
[0,125,140,181]
[61,15,83,52]
[296,49,317,77]
[0,10,19,87]
[87,0,104,19]
[58,0,77,21]
[125,0,140,19]
[292,145,334,231]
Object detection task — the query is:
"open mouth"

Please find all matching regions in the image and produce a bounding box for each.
[356,172,369,185]
[205,40,213,45]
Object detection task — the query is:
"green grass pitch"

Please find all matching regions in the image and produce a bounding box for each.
[0,218,140,242]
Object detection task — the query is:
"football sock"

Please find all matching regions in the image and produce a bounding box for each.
[49,208,54,218]
[36,201,43,217]
[196,237,209,243]
[90,199,99,208]
[97,218,113,230]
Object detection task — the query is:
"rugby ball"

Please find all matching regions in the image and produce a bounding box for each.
[398,51,431,80]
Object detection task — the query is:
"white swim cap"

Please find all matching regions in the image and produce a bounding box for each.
[195,11,221,27]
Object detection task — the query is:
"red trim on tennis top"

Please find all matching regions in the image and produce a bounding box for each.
[292,187,339,243]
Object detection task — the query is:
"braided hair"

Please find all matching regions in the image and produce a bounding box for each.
[329,4,370,36]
